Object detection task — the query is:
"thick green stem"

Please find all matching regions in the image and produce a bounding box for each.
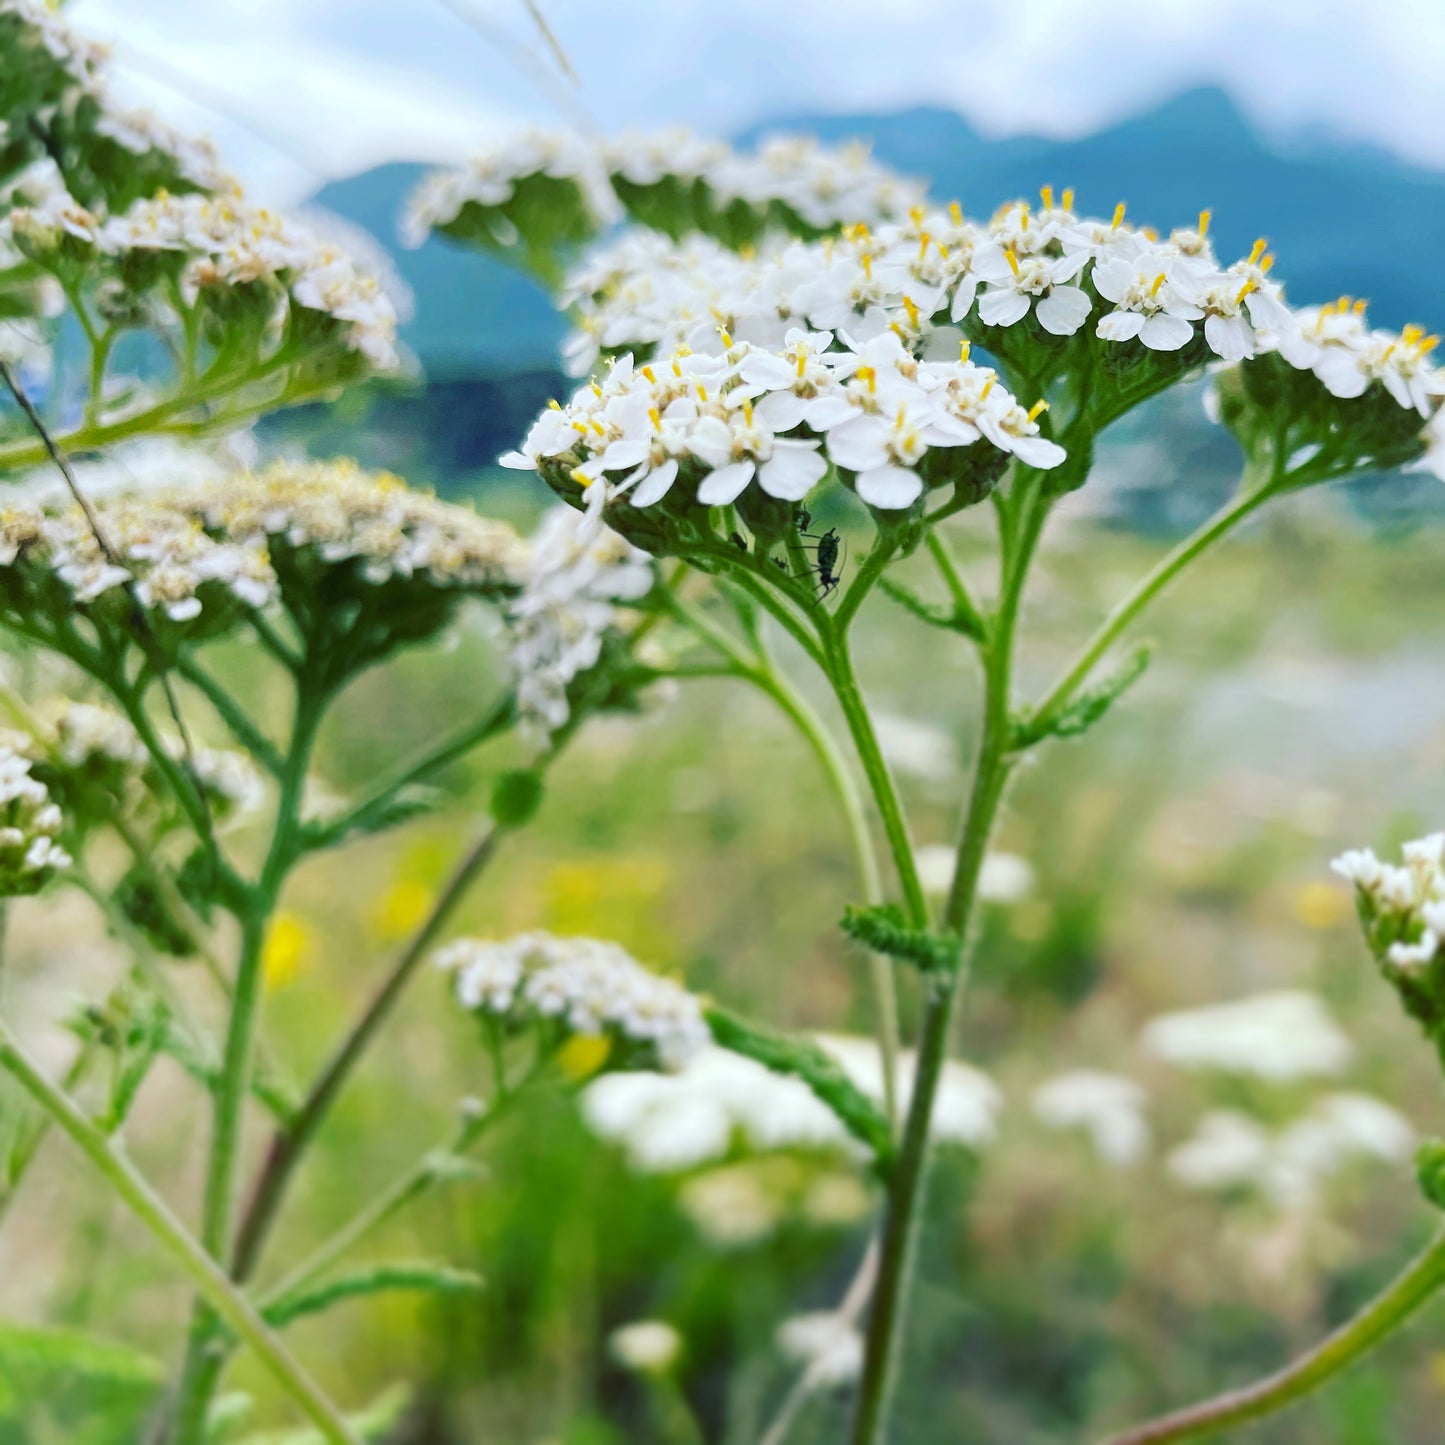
[1102,1226,1445,1445]
[0,1020,360,1445]
[170,683,325,1444]
[1030,485,1270,735]
[849,484,1049,1445]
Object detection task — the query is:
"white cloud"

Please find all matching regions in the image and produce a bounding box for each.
[73,0,1445,202]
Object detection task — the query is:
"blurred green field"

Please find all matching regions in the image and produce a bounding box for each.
[4,465,1445,1444]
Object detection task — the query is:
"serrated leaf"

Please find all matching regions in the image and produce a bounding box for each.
[878,576,984,640]
[228,1384,411,1445]
[706,1007,893,1170]
[263,1262,484,1330]
[841,903,960,975]
[305,785,442,853]
[1015,645,1151,748]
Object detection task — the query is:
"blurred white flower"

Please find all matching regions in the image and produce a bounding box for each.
[873,712,956,782]
[608,1319,682,1375]
[777,1311,864,1388]
[581,1036,999,1173]
[916,845,1034,904]
[1032,1071,1150,1167]
[1141,991,1352,1081]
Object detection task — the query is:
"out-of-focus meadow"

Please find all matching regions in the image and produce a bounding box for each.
[5,431,1445,1442]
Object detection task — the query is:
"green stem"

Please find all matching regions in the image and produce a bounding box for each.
[923,530,987,641]
[178,656,286,777]
[669,588,900,1127]
[170,682,325,1444]
[849,482,1050,1445]
[0,1020,360,1445]
[260,1101,509,1309]
[1029,484,1271,736]
[1102,1227,1445,1444]
[822,630,929,931]
[231,820,506,1284]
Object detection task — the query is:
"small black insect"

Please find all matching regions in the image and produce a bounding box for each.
[772,556,790,574]
[796,506,812,533]
[813,527,844,599]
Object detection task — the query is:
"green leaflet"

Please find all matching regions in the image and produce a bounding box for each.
[706,1006,894,1172]
[262,1262,485,1330]
[1014,645,1152,748]
[841,903,961,976]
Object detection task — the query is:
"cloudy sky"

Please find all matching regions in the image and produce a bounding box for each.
[75,0,1445,202]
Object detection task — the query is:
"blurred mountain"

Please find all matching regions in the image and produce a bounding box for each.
[308,87,1445,377]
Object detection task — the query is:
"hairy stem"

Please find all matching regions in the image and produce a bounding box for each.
[1102,1227,1445,1445]
[0,1020,360,1445]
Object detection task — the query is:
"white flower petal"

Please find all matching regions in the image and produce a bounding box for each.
[630,458,678,507]
[1139,313,1195,351]
[697,460,757,506]
[855,465,923,509]
[977,288,1031,328]
[1035,286,1092,336]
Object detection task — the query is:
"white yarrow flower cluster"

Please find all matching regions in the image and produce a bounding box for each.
[403,127,921,250]
[582,1037,998,1174]
[505,331,1061,515]
[1333,832,1445,971]
[435,931,710,1071]
[0,743,69,893]
[1140,990,1353,1081]
[1168,1093,1414,1211]
[0,460,526,628]
[1031,1070,1151,1168]
[508,505,654,737]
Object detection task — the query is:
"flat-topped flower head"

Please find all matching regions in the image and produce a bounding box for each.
[435,930,709,1072]
[0,460,527,675]
[0,741,69,895]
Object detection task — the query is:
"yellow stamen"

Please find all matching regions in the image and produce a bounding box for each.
[1352,299,1368,315]
[1402,324,1424,345]
[569,466,591,486]
[1141,226,1158,242]
[1198,208,1211,237]
[1247,237,1267,265]
[742,398,753,424]
[1062,187,1075,211]
[894,404,908,430]
[1337,296,1351,314]
[918,232,932,259]
[1111,201,1126,230]
[589,420,606,436]
[672,359,683,377]
[590,382,603,398]
[796,350,807,378]
[1019,205,1030,231]
[648,407,662,431]
[547,398,561,411]
[949,201,963,226]
[696,382,708,402]
[571,421,589,434]
[1027,399,1049,422]
[1381,342,1397,362]
[1005,247,1021,278]
[980,376,995,400]
[959,339,971,362]
[641,365,656,382]
[1040,185,1054,211]
[1420,335,1441,355]
[889,321,905,339]
[856,364,877,394]
[1149,272,1168,298]
[1260,254,1275,273]
[861,252,872,277]
[903,294,920,329]
[718,326,733,348]
[1235,278,1257,306]
[908,205,925,225]
[937,240,950,259]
